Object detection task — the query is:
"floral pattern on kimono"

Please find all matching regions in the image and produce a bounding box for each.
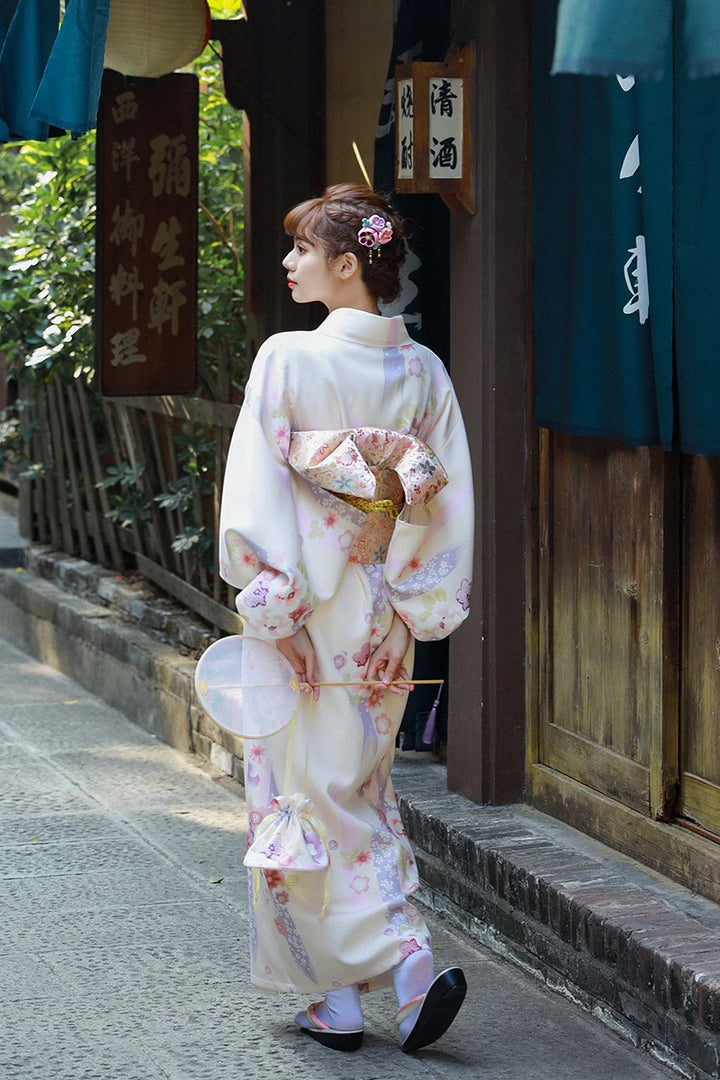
[218,308,473,995]
[220,310,473,643]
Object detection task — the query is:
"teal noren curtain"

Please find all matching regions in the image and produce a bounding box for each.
[552,0,720,80]
[534,1,720,456]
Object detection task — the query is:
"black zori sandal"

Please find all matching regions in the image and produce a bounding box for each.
[396,966,468,1053]
[295,1003,364,1052]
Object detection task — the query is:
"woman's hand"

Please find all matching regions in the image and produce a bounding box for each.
[276,626,320,701]
[365,612,414,696]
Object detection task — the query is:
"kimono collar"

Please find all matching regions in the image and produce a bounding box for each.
[316,308,412,349]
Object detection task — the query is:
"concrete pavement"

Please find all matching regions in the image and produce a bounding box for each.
[0,636,682,1080]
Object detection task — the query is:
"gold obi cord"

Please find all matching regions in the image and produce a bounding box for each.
[335,467,405,564]
[336,493,403,518]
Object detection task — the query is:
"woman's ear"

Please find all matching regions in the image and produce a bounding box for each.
[333,251,360,279]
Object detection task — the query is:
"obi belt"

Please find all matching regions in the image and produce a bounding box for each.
[288,427,448,564]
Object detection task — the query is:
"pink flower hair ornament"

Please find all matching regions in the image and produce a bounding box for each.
[357,214,393,262]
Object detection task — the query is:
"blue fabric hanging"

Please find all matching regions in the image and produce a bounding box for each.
[0,0,16,140]
[533,1,674,447]
[683,0,720,78]
[552,0,720,80]
[674,51,720,452]
[0,0,59,140]
[536,0,720,456]
[0,0,110,142]
[32,0,111,135]
[552,0,671,79]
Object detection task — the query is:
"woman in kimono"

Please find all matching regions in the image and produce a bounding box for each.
[219,184,474,1053]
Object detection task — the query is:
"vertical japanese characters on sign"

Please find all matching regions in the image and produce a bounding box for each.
[98,69,198,395]
[398,78,415,180]
[428,77,462,180]
[108,88,146,365]
[393,46,474,213]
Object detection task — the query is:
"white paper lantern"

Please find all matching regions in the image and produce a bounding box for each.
[104,0,211,79]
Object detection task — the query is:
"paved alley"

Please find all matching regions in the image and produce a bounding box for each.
[0,635,681,1080]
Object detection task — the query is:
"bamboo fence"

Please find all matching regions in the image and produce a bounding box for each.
[19,377,243,635]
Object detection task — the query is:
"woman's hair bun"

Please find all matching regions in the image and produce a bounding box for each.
[283,183,406,304]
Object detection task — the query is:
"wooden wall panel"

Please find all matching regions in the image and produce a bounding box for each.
[678,456,720,836]
[538,432,671,815]
[548,435,660,762]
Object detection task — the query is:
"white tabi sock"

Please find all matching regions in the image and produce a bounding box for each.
[393,948,435,1041]
[295,983,364,1032]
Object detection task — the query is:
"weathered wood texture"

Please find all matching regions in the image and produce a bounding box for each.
[534,429,720,871]
[446,0,530,805]
[539,433,669,815]
[537,432,683,819]
[528,763,720,904]
[678,455,720,836]
[20,379,240,636]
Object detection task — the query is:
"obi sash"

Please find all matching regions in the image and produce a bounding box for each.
[288,427,448,564]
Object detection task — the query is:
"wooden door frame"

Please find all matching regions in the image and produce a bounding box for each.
[445,0,530,805]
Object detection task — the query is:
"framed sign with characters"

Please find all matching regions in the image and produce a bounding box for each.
[97,69,198,395]
[394,43,475,214]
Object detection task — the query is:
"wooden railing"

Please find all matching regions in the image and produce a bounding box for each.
[20,378,243,635]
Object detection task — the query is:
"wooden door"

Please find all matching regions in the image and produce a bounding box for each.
[537,430,680,821]
[531,429,720,900]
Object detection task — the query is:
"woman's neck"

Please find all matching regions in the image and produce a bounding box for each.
[326,280,378,315]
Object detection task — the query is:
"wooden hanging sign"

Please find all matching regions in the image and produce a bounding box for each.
[395,42,475,214]
[96,69,199,395]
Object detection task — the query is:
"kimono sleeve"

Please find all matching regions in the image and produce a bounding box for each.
[383,385,474,641]
[218,340,362,639]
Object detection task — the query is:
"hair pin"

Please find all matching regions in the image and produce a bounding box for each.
[357,215,393,263]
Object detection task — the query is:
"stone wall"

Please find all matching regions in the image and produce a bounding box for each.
[0,546,244,783]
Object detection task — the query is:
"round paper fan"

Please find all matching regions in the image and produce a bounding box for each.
[194,636,298,738]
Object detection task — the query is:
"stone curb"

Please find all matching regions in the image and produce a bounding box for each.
[0,548,245,784]
[0,548,719,1079]
[27,546,213,654]
[394,767,720,1079]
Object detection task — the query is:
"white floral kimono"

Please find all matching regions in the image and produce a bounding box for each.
[219,307,473,995]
